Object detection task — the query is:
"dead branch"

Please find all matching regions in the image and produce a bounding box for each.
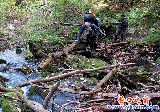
[0,86,49,112]
[43,81,60,109]
[91,71,115,93]
[107,42,130,47]
[0,93,22,102]
[57,87,91,95]
[38,41,80,69]
[118,73,137,89]
[130,92,160,99]
[101,93,118,98]
[0,38,6,41]
[88,98,113,103]
[17,63,135,87]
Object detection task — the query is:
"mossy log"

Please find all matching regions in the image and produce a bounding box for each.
[17,63,135,87]
[38,41,79,69]
[43,81,60,109]
[91,70,115,93]
[0,86,49,112]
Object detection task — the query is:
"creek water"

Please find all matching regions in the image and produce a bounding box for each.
[0,48,159,111]
[0,48,79,111]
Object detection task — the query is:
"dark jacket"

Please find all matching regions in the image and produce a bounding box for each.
[117,18,128,30]
[83,13,98,26]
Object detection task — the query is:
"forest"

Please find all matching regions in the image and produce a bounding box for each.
[0,0,160,111]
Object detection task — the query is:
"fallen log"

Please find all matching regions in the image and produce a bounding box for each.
[57,87,91,95]
[38,41,79,69]
[101,93,118,98]
[43,81,60,109]
[17,63,135,87]
[0,86,49,112]
[118,73,137,89]
[91,71,115,93]
[132,93,160,100]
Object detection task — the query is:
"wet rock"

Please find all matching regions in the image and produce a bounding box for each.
[0,59,6,64]
[16,46,22,54]
[0,64,6,72]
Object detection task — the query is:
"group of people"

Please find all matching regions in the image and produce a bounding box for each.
[76,9,128,46]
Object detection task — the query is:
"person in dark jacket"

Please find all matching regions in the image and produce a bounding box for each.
[113,14,128,42]
[76,10,106,42]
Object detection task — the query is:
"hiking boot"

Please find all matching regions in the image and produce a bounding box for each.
[113,37,117,43]
[120,38,123,42]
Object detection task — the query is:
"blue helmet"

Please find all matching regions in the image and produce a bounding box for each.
[96,18,101,23]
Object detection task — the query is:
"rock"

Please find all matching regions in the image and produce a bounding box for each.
[0,59,6,64]
[0,64,6,72]
[16,46,22,54]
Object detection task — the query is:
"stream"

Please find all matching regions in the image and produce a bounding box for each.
[0,47,159,111]
[0,48,79,111]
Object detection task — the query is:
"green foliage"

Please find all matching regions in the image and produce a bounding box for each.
[0,86,24,112]
[27,85,48,98]
[143,28,160,44]
[27,31,64,46]
[156,57,160,65]
[65,55,106,76]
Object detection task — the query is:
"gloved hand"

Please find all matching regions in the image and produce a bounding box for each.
[102,33,106,37]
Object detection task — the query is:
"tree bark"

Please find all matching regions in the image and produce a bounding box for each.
[17,63,135,87]
[38,41,80,69]
[91,71,115,93]
[57,87,91,95]
[43,81,60,109]
[118,73,137,89]
[0,86,49,112]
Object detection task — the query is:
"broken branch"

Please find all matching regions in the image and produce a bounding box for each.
[43,81,60,109]
[0,86,49,112]
[17,63,135,87]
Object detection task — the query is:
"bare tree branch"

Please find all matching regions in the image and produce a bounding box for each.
[0,86,49,112]
[43,81,60,109]
[17,63,135,87]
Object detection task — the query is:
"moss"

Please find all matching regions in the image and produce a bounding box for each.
[20,51,33,60]
[156,57,160,65]
[129,74,150,85]
[27,85,48,99]
[0,86,24,112]
[65,55,106,76]
[21,65,35,74]
[1,99,13,112]
[43,63,60,73]
[11,86,24,94]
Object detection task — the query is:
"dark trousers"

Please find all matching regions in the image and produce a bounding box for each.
[114,28,125,42]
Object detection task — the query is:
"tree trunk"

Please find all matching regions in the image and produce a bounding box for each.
[17,63,135,87]
[43,81,60,109]
[0,86,49,112]
[38,41,79,69]
[91,71,115,93]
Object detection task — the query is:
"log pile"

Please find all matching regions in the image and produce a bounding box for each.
[34,40,160,111]
[1,40,159,111]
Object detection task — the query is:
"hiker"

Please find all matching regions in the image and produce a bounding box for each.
[75,9,106,42]
[113,14,128,42]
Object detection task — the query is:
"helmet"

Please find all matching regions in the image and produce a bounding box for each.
[96,18,101,23]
